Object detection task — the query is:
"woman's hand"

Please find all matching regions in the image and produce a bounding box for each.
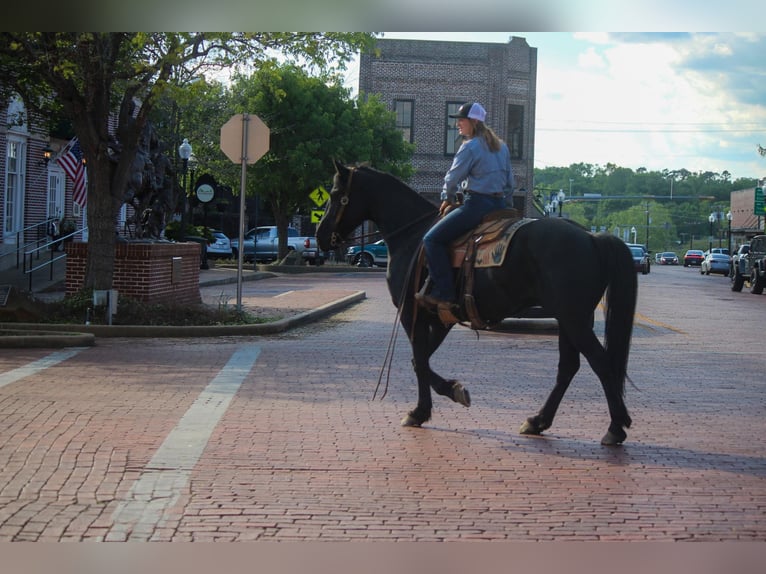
[439,200,455,217]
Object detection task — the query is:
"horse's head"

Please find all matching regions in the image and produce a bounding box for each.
[316,160,367,251]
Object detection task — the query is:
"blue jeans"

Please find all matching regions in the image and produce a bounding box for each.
[422,192,506,302]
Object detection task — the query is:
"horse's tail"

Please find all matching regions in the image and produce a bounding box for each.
[595,234,637,397]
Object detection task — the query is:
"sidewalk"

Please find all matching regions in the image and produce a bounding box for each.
[0,260,368,346]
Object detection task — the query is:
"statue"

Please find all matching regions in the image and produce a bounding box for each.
[120,122,178,239]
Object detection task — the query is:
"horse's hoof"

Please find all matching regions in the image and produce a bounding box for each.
[400,414,423,427]
[519,418,542,435]
[600,429,626,446]
[452,383,471,407]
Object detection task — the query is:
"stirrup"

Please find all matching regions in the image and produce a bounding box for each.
[436,302,460,325]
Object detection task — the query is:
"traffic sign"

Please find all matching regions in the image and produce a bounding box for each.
[309,186,328,207]
[755,187,764,215]
[220,113,269,164]
[311,210,325,223]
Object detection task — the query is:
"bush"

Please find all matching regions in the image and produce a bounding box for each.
[30,289,268,326]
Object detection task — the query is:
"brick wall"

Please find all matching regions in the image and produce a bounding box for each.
[65,241,201,305]
[359,37,537,215]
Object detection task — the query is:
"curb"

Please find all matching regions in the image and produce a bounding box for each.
[0,291,366,344]
[0,329,96,348]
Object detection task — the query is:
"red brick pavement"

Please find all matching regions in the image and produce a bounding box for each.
[0,269,765,547]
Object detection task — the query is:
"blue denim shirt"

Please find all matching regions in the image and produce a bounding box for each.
[441,136,515,202]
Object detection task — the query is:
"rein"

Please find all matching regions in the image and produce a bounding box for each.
[328,165,439,402]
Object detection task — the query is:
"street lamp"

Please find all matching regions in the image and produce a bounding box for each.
[178,138,192,233]
[645,202,650,250]
[708,213,715,252]
[726,210,733,254]
[556,189,565,217]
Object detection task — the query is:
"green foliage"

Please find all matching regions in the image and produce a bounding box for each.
[215,63,414,257]
[534,162,758,253]
[163,220,213,242]
[38,288,266,326]
[0,32,376,291]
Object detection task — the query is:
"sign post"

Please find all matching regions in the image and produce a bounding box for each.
[220,113,270,311]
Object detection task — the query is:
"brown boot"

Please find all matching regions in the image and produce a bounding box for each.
[415,292,449,310]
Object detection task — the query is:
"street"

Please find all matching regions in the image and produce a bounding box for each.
[0,265,764,546]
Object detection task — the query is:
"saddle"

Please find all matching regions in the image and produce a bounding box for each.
[417,208,531,329]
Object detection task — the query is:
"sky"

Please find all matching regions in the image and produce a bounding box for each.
[344,32,766,182]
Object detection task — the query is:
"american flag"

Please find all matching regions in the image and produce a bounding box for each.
[57,137,87,206]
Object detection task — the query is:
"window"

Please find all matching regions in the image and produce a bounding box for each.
[47,168,64,221]
[4,138,26,237]
[507,105,524,159]
[445,102,463,155]
[394,100,413,142]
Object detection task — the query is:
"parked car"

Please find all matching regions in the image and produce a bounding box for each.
[683,249,705,267]
[346,239,388,267]
[700,252,730,276]
[206,230,233,259]
[659,251,679,265]
[729,243,750,288]
[629,246,650,275]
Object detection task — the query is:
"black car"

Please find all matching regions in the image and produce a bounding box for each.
[629,246,650,275]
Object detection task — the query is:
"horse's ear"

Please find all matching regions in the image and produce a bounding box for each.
[334,159,347,175]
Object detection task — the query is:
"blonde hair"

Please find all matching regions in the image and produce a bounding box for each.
[472,121,502,152]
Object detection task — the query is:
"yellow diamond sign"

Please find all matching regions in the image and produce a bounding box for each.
[309,186,328,207]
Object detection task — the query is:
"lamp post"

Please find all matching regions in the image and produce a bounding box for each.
[557,189,565,217]
[645,202,650,250]
[726,210,732,254]
[178,138,192,234]
[708,213,715,252]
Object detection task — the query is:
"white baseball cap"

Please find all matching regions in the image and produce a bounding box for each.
[449,102,487,122]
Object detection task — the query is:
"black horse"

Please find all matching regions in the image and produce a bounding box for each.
[317,161,638,445]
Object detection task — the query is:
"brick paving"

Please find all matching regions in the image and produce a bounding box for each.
[0,268,765,543]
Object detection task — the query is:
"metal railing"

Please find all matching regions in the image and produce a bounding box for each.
[0,218,85,292]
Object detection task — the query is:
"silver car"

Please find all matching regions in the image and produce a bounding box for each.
[700,252,730,276]
[206,230,233,259]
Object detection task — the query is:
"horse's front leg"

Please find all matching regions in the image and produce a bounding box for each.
[400,317,469,427]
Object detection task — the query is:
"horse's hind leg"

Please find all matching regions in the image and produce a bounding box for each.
[520,330,580,436]
[573,329,632,445]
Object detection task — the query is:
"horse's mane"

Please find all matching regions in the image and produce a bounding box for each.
[354,165,438,214]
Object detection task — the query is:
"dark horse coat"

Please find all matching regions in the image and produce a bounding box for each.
[317,162,638,445]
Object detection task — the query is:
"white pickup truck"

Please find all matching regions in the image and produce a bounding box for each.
[231,226,324,265]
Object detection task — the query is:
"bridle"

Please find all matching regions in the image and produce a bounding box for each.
[327,166,356,248]
[326,165,438,247]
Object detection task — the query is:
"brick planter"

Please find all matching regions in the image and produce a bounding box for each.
[65,242,201,305]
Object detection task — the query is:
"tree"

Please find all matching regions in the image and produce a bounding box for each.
[0,32,374,290]
[227,64,414,259]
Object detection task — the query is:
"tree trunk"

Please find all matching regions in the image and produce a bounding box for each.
[83,153,119,290]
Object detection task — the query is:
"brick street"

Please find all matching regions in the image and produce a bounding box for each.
[0,267,764,543]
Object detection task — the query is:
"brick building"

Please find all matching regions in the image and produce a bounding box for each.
[358,36,538,215]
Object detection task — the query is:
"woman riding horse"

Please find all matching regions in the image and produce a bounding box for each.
[317,161,637,446]
[417,102,515,324]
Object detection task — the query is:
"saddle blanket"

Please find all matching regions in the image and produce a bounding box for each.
[450,217,533,269]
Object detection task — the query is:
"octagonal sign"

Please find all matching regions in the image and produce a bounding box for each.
[220,113,270,164]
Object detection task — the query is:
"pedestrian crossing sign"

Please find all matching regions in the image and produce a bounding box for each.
[309,186,328,207]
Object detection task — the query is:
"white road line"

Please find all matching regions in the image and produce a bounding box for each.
[0,348,88,389]
[107,346,260,541]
